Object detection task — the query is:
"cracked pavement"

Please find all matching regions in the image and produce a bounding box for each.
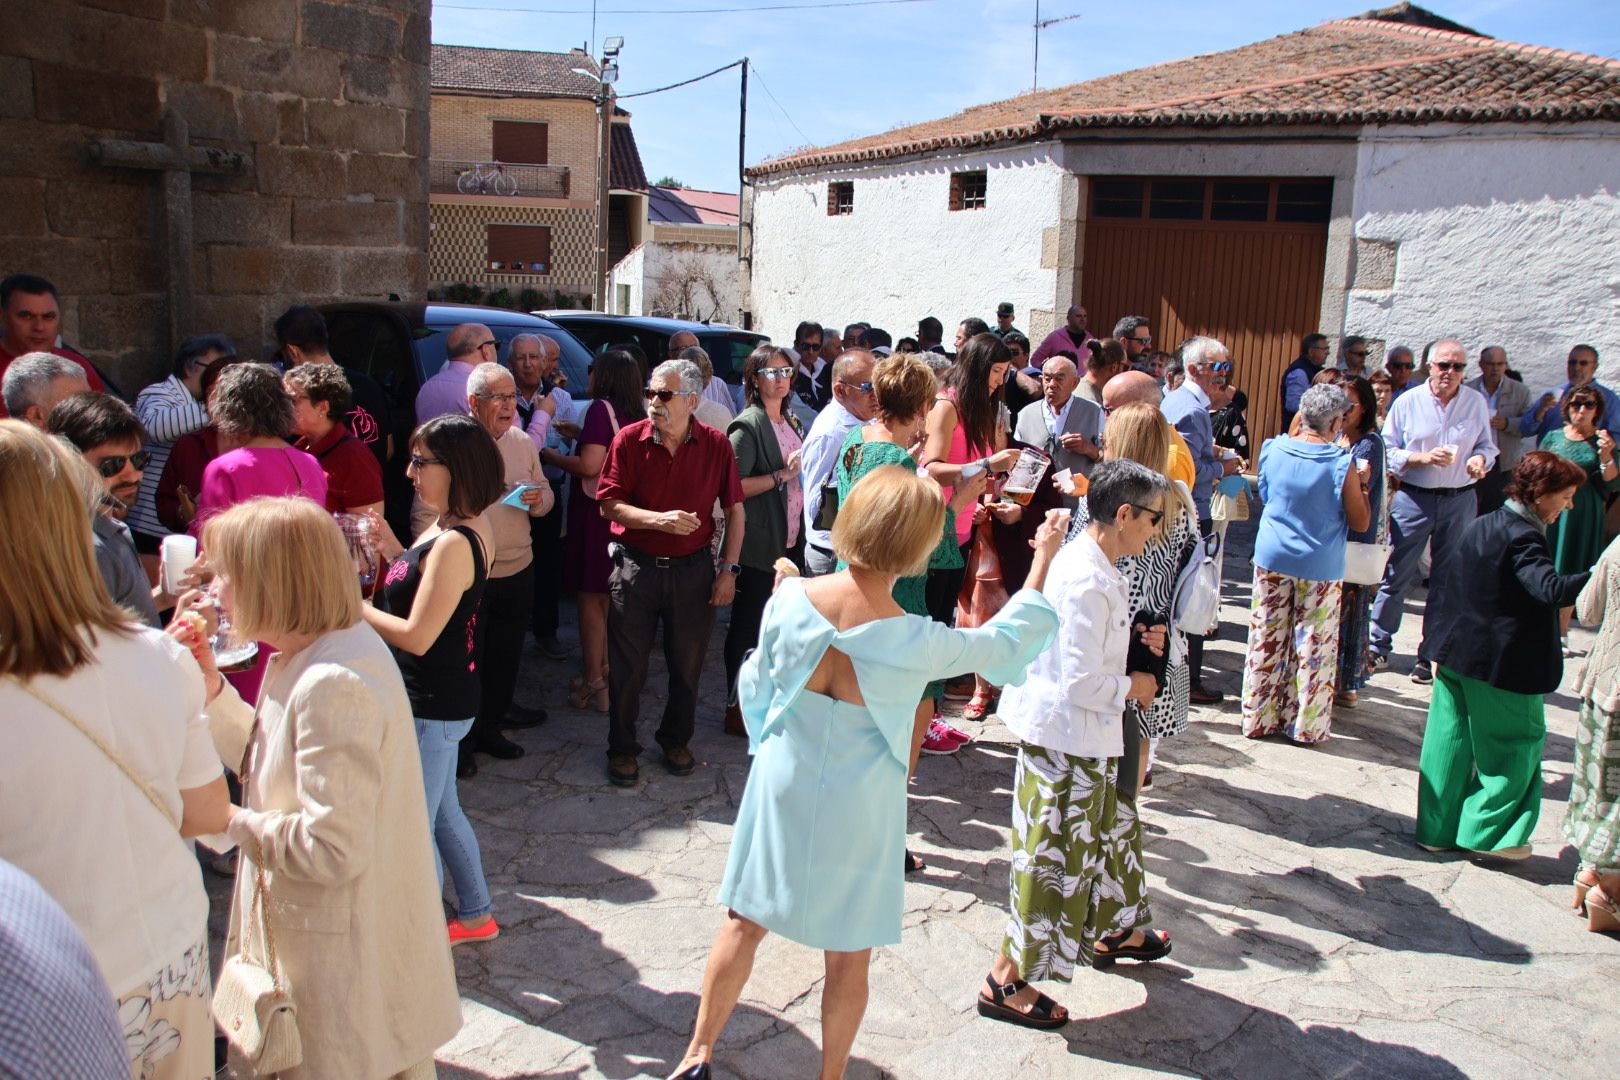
[206,520,1620,1078]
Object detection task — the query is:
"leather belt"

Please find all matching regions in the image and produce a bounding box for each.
[1401,482,1476,497]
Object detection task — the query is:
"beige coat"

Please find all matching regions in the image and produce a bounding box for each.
[210,622,461,1079]
[1577,534,1620,713]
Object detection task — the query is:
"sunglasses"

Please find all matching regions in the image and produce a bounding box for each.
[1434,362,1467,372]
[1130,504,1165,526]
[800,341,823,351]
[837,380,874,394]
[1388,361,1414,370]
[757,366,795,381]
[1347,350,1368,358]
[1209,361,1233,374]
[645,388,698,402]
[408,454,443,469]
[95,450,152,477]
[1131,335,1152,345]
[1569,402,1600,411]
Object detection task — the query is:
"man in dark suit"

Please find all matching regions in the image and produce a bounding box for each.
[1012,355,1101,510]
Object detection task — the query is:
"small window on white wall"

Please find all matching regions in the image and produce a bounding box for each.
[827,181,853,216]
[950,170,987,211]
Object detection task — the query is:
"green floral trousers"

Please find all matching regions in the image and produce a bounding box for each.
[1002,742,1151,982]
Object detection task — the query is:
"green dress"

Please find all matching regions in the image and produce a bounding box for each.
[833,426,963,700]
[1540,429,1613,575]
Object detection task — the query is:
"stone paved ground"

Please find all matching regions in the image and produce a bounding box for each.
[208,521,1620,1078]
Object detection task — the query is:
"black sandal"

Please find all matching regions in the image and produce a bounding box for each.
[975,974,1069,1030]
[1093,928,1172,969]
[904,850,926,874]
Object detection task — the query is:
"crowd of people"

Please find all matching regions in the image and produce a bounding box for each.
[1,264,1617,1080]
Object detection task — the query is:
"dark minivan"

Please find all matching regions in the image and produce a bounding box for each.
[539,312,767,400]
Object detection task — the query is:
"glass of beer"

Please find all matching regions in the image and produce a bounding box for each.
[1001,447,1052,506]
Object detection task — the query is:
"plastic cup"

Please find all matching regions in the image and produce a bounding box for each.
[160,534,199,595]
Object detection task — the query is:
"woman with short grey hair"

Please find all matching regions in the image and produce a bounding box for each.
[1242,382,1371,743]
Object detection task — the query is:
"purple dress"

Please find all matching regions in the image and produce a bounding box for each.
[563,400,619,594]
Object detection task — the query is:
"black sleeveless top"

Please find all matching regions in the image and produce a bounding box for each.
[379,524,487,720]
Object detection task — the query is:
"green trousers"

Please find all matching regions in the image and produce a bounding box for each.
[1416,665,1545,851]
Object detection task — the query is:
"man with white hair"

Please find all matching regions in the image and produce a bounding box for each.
[1,351,90,428]
[460,361,554,777]
[596,358,745,787]
[1162,336,1243,705]
[1013,355,1101,510]
[800,349,878,575]
[1370,338,1495,684]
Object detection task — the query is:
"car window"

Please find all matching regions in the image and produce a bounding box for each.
[699,333,766,385]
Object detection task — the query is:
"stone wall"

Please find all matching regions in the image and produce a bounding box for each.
[0,0,431,393]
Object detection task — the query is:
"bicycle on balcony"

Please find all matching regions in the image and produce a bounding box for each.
[457,161,519,196]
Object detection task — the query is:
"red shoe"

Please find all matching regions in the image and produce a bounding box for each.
[448,916,500,946]
[921,718,965,755]
[930,715,972,745]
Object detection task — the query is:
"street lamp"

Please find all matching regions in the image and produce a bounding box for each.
[572,37,622,311]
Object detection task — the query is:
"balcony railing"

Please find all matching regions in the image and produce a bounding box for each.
[430,159,571,199]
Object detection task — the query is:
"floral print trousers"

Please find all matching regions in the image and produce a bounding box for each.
[1002,743,1150,982]
[117,934,212,1080]
[1566,698,1620,871]
[1241,568,1343,744]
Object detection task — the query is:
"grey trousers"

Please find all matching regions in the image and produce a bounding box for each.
[1369,485,1477,661]
[804,543,838,577]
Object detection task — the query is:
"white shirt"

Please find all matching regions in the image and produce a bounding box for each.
[701,376,737,419]
[1383,381,1497,487]
[798,399,863,551]
[998,530,1132,758]
[0,627,220,993]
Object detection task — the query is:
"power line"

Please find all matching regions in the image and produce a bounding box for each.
[438,0,930,14]
[747,62,813,149]
[618,58,744,99]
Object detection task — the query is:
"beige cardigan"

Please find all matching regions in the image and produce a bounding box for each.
[210,622,461,1079]
[1577,534,1620,713]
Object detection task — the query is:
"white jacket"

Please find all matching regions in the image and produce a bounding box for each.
[998,529,1132,759]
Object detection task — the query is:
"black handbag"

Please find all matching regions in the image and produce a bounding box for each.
[815,441,866,532]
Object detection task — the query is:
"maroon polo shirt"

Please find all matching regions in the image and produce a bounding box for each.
[596,417,743,557]
[0,342,104,417]
[299,420,384,513]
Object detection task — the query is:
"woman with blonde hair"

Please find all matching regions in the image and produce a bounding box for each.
[0,419,230,1080]
[1066,402,1198,792]
[666,466,1062,1080]
[173,496,461,1078]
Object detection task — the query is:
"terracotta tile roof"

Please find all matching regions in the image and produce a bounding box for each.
[432,43,602,99]
[749,7,1620,177]
[649,187,740,225]
[611,122,648,191]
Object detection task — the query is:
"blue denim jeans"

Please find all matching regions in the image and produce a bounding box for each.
[415,717,494,920]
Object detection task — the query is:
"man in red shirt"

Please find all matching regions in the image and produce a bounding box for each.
[0,275,104,417]
[596,358,745,787]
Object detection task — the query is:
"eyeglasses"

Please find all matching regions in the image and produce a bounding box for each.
[758,366,795,381]
[1131,335,1152,345]
[407,454,443,469]
[837,380,874,394]
[1209,361,1233,374]
[800,341,823,352]
[1570,360,1597,368]
[1434,362,1467,372]
[645,388,698,402]
[1347,350,1368,358]
[479,340,499,352]
[1130,504,1165,526]
[1387,361,1414,370]
[94,450,152,477]
[474,391,518,404]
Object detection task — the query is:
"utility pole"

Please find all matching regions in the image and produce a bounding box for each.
[590,37,622,311]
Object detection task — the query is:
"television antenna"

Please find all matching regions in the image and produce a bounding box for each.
[1033,2,1081,92]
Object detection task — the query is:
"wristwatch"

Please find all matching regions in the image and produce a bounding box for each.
[723,562,742,575]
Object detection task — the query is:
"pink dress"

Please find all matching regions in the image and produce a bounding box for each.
[938,389,989,547]
[191,445,329,702]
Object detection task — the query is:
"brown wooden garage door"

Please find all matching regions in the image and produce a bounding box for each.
[1081,177,1332,443]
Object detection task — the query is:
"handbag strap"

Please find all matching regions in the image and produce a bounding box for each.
[9,675,181,831]
[233,687,286,992]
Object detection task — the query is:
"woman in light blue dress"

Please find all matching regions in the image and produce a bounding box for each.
[667,466,1064,1080]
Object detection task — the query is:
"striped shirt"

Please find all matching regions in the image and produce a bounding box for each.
[129,375,207,539]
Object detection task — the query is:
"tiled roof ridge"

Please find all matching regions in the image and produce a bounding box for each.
[434,41,592,62]
[1326,15,1620,72]
[1044,42,1491,120]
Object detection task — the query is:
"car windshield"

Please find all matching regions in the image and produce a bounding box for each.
[417,322,593,391]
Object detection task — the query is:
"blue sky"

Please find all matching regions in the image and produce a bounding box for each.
[432,0,1620,193]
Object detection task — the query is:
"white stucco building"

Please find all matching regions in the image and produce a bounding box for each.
[742,4,1620,439]
[609,186,740,321]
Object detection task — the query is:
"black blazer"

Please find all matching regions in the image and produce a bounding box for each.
[1431,506,1590,695]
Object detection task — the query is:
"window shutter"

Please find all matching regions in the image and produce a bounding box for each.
[487,225,553,274]
[492,121,549,165]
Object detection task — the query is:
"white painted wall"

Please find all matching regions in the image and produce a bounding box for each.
[748,146,1068,342]
[609,244,645,315]
[610,238,740,322]
[1345,121,1620,393]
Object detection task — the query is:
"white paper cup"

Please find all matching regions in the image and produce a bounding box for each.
[160,534,199,595]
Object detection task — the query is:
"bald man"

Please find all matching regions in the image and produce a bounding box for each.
[1013,355,1100,509]
[417,322,495,422]
[1103,371,1196,489]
